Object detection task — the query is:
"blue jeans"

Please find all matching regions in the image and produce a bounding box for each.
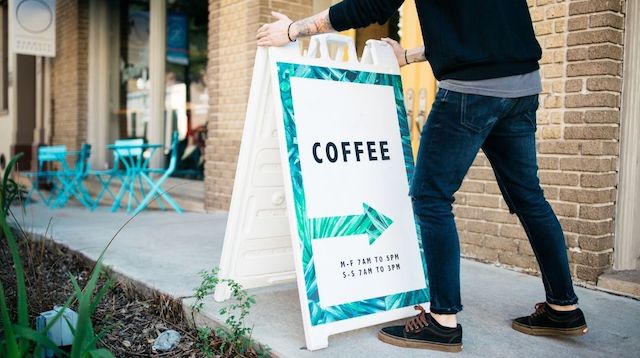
[411,89,579,314]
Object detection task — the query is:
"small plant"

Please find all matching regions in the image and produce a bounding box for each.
[192,268,270,357]
[0,154,26,217]
[0,154,115,357]
[67,263,115,358]
[195,326,215,357]
[1,154,64,356]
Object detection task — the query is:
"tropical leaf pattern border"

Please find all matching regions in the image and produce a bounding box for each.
[276,62,430,326]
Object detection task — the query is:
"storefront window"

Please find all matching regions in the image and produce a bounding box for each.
[164,0,208,180]
[107,0,207,180]
[106,0,150,142]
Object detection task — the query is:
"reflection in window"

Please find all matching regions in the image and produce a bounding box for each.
[108,0,208,180]
[120,0,150,140]
[165,0,208,180]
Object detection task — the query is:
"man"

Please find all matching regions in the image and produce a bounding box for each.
[257,0,588,353]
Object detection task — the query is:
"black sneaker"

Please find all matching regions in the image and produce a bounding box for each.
[378,305,463,352]
[512,302,588,336]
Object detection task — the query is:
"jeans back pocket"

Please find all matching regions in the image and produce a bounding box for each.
[459,93,500,133]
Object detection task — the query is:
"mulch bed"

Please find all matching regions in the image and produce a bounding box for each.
[0,224,239,357]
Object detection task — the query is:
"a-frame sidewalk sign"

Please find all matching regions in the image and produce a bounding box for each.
[215,34,430,351]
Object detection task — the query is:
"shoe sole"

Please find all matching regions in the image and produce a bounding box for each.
[511,321,589,336]
[378,331,462,352]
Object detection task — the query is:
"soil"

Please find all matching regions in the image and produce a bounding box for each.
[0,224,260,357]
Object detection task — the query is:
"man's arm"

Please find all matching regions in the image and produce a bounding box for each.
[406,46,427,64]
[256,10,333,47]
[256,0,404,47]
[292,9,334,38]
[381,38,426,67]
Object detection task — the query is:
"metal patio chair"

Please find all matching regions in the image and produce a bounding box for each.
[23,145,68,208]
[51,143,94,209]
[132,131,183,216]
[91,138,144,211]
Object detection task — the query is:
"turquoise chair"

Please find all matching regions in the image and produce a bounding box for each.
[51,143,94,209]
[132,131,183,215]
[91,138,144,211]
[23,145,68,208]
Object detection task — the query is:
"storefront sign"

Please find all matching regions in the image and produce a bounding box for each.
[216,35,429,350]
[10,0,56,57]
[167,13,189,65]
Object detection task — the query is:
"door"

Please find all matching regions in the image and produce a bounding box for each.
[12,54,36,170]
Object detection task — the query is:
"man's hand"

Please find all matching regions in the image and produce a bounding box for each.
[256,11,294,47]
[381,37,407,67]
[382,38,427,67]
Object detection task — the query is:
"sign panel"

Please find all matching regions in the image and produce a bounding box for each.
[10,0,56,57]
[216,35,429,350]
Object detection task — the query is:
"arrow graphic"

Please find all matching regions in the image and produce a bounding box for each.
[307,203,393,245]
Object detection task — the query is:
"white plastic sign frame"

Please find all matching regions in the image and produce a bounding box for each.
[216,34,429,351]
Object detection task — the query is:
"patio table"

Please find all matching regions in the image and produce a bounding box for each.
[105,143,162,213]
[104,140,183,215]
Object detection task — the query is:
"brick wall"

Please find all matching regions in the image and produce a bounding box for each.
[205,0,312,210]
[204,0,628,283]
[51,0,89,150]
[456,0,626,283]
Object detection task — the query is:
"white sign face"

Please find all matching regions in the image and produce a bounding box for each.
[215,35,429,351]
[292,77,426,309]
[10,0,56,57]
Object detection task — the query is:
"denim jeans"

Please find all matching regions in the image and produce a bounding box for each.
[410,89,579,314]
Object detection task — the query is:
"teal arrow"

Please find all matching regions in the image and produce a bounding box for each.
[307,203,393,245]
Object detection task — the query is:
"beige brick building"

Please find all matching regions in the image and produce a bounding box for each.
[0,0,638,292]
[456,0,628,283]
[52,0,89,150]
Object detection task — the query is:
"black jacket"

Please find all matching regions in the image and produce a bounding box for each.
[329,0,542,80]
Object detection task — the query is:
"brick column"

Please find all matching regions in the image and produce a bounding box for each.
[51,0,89,150]
[561,0,625,282]
[455,0,626,284]
[205,0,312,211]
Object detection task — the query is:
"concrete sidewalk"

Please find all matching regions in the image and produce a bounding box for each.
[11,203,640,358]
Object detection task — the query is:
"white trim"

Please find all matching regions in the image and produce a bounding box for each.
[2,2,17,158]
[87,0,109,168]
[34,56,42,144]
[148,0,166,167]
[615,0,640,270]
[43,57,51,145]
[0,6,8,112]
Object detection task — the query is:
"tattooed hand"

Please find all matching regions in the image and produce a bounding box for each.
[256,12,293,47]
[256,10,335,47]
